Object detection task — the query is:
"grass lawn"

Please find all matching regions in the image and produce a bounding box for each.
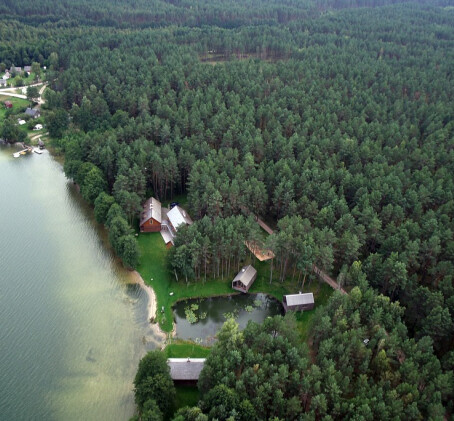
[137,232,336,335]
[164,341,211,358]
[0,95,30,122]
[173,385,200,413]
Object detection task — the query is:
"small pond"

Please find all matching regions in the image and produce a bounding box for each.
[173,293,283,344]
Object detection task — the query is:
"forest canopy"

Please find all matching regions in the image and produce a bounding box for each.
[1,0,453,418]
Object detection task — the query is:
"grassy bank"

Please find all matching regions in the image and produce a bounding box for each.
[164,341,211,358]
[137,232,335,334]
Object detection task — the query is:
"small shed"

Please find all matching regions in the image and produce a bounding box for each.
[140,197,162,232]
[168,358,206,385]
[4,101,12,108]
[283,292,314,313]
[0,79,6,87]
[34,124,43,131]
[232,265,257,293]
[18,119,26,125]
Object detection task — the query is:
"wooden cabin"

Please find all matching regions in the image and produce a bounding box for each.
[283,292,314,313]
[140,197,162,232]
[232,265,257,293]
[168,358,206,386]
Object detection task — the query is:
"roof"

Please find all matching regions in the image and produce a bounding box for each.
[233,265,257,288]
[24,66,32,71]
[25,108,39,117]
[5,100,12,105]
[140,197,162,226]
[168,358,206,381]
[284,292,314,307]
[167,205,192,231]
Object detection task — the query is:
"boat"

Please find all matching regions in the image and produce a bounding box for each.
[13,152,20,158]
[34,148,43,154]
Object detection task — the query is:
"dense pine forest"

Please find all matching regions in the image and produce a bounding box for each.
[1,0,453,419]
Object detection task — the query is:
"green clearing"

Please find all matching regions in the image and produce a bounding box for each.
[137,232,335,334]
[0,95,30,122]
[173,385,200,413]
[164,341,211,358]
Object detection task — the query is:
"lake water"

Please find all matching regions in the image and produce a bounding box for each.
[0,147,161,420]
[173,293,283,344]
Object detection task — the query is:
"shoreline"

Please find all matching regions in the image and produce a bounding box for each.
[129,270,175,340]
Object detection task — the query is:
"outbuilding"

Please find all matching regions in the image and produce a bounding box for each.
[282,292,314,313]
[34,124,43,131]
[140,197,162,232]
[232,265,257,293]
[4,101,12,108]
[168,358,206,385]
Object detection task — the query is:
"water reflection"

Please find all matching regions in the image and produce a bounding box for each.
[173,293,283,343]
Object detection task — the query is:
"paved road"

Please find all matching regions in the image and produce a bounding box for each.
[0,82,47,103]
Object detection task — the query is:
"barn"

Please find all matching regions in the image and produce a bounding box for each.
[140,197,162,232]
[168,358,206,385]
[232,265,257,293]
[282,292,314,313]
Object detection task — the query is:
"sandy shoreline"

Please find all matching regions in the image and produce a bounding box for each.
[129,270,173,340]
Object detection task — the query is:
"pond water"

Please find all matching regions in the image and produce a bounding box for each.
[0,146,161,420]
[173,293,283,344]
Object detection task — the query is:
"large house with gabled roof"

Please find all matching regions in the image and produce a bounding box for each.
[140,197,193,245]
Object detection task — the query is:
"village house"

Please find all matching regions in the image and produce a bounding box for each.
[140,197,193,246]
[3,71,10,80]
[34,124,43,131]
[140,197,162,233]
[167,358,206,385]
[282,292,315,313]
[232,265,257,293]
[4,101,12,108]
[18,119,26,125]
[24,66,32,73]
[25,108,40,118]
[10,66,22,74]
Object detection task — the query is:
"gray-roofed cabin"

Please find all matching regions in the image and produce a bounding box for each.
[25,108,40,118]
[168,358,206,385]
[232,265,257,293]
[283,292,314,313]
[140,197,162,232]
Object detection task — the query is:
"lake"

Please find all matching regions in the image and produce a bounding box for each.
[0,146,161,420]
[173,293,283,344]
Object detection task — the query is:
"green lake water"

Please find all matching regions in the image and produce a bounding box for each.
[0,146,161,420]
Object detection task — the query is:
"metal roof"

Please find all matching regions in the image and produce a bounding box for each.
[140,197,162,226]
[233,265,257,288]
[284,292,314,307]
[167,205,192,231]
[168,358,206,381]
